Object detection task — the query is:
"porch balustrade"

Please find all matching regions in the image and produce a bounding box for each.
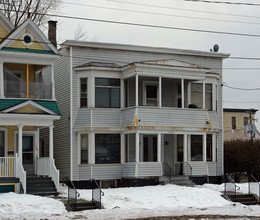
[0,157,16,177]
[4,80,52,99]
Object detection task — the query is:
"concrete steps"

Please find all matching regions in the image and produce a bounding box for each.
[226,194,259,205]
[26,176,58,196]
[160,175,195,187]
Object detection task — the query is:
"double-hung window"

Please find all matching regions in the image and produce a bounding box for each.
[95,134,120,164]
[0,131,5,157]
[95,78,120,108]
[190,83,212,110]
[80,78,88,107]
[191,135,203,161]
[80,134,88,164]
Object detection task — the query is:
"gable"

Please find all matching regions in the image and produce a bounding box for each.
[0,19,58,54]
[0,23,9,39]
[0,11,14,35]
[12,105,45,114]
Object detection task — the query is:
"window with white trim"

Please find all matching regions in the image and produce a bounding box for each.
[80,78,88,107]
[190,83,212,110]
[95,78,120,108]
[144,82,158,106]
[80,134,88,164]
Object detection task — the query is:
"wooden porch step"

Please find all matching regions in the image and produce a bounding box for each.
[0,177,19,183]
[66,202,99,211]
[26,176,57,196]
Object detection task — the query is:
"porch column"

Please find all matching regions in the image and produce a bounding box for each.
[157,133,161,162]
[0,62,4,98]
[158,77,162,107]
[135,132,139,162]
[202,80,205,109]
[183,134,187,162]
[212,134,216,161]
[18,125,24,162]
[49,125,54,160]
[135,74,138,107]
[121,133,125,163]
[203,133,207,162]
[121,78,125,109]
[181,79,184,108]
[51,64,56,100]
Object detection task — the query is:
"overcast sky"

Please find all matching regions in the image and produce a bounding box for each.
[54,0,260,127]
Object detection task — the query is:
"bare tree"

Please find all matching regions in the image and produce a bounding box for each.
[73,24,88,41]
[0,0,62,27]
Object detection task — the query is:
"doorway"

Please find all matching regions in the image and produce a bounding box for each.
[143,135,157,162]
[22,135,34,174]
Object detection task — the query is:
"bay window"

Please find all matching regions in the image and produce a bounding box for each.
[190,83,212,110]
[80,134,88,164]
[80,78,88,107]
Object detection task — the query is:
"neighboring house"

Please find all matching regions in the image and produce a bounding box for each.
[53,41,229,186]
[0,12,61,194]
[223,108,260,141]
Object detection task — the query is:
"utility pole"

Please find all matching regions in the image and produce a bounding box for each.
[249,110,253,142]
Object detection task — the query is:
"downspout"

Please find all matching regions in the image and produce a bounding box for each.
[70,46,73,180]
[27,64,29,98]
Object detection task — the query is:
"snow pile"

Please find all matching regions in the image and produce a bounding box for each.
[0,184,260,219]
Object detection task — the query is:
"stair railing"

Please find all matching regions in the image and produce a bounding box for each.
[224,174,240,203]
[163,162,172,181]
[15,154,26,194]
[185,162,192,176]
[248,174,260,203]
[50,159,60,192]
[64,178,80,208]
[91,179,104,209]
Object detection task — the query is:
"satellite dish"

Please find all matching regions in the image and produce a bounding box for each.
[213,44,219,52]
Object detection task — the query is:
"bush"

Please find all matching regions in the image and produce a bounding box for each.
[224,139,260,181]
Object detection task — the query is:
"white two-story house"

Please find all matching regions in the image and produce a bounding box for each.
[53,41,229,187]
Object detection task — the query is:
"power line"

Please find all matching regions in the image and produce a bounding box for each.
[224,100,260,103]
[223,84,260,90]
[2,8,260,39]
[185,0,260,6]
[62,1,260,26]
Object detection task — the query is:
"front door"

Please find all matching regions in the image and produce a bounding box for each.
[22,135,34,175]
[143,135,157,162]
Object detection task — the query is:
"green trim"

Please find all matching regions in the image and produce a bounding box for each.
[0,99,61,115]
[1,47,57,55]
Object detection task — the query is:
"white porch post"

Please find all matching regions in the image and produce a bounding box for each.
[135,74,138,106]
[159,77,162,108]
[203,80,205,109]
[121,133,125,163]
[51,64,56,100]
[18,125,24,162]
[203,133,207,162]
[212,134,216,161]
[135,132,139,177]
[49,125,54,160]
[181,78,184,108]
[157,133,161,162]
[183,134,187,162]
[0,62,4,98]
[121,78,125,109]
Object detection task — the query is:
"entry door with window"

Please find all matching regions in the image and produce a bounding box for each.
[143,135,157,162]
[22,135,34,174]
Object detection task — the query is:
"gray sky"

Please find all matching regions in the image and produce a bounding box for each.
[56,0,260,127]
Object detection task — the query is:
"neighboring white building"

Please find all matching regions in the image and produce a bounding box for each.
[53,41,229,186]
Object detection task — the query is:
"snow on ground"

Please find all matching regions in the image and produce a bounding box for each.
[0,183,260,220]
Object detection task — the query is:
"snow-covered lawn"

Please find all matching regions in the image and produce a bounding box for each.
[0,183,260,219]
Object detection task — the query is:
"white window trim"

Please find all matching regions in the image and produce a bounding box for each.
[143,81,159,106]
[78,77,88,108]
[78,132,89,165]
[0,127,7,157]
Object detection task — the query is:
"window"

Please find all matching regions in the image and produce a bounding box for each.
[244,117,248,126]
[177,135,183,162]
[144,82,158,106]
[80,78,87,107]
[95,134,120,164]
[80,134,88,164]
[0,131,4,157]
[190,83,212,110]
[143,135,157,162]
[191,135,203,161]
[206,134,212,161]
[232,116,236,129]
[95,78,120,108]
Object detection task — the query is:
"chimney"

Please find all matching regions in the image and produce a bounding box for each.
[48,20,57,48]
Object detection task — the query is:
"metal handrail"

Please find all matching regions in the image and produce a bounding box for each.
[64,178,80,207]
[91,179,104,209]
[185,162,192,176]
[164,162,172,181]
[248,174,260,203]
[224,174,240,202]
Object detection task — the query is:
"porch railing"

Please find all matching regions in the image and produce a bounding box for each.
[4,80,52,99]
[163,162,172,181]
[184,162,192,176]
[224,174,240,202]
[15,155,26,194]
[91,179,104,209]
[0,157,16,177]
[64,178,80,211]
[36,157,59,192]
[248,174,260,203]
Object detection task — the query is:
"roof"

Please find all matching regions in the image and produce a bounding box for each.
[75,61,121,68]
[62,40,230,59]
[0,99,61,115]
[223,108,258,113]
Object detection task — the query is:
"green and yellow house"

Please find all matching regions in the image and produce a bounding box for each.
[0,12,61,194]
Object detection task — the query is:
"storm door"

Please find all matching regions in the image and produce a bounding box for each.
[22,135,34,175]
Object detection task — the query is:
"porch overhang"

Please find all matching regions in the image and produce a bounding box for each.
[0,113,60,126]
